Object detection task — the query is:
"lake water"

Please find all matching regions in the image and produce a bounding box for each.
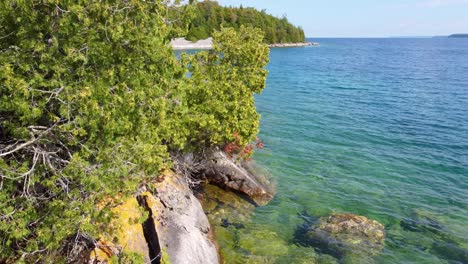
[212,38,468,263]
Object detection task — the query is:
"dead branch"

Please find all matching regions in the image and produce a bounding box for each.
[0,124,57,158]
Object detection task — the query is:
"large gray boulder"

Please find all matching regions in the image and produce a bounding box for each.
[141,171,219,264]
[201,151,274,206]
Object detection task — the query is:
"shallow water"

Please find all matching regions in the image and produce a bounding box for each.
[214,38,468,263]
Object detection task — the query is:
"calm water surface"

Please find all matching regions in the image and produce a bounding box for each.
[221,38,468,263]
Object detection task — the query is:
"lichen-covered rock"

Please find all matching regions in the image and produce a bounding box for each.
[82,171,219,264]
[85,240,126,264]
[80,197,150,264]
[201,151,274,206]
[108,198,150,260]
[301,213,385,259]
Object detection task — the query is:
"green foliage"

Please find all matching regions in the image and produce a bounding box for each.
[185,0,306,44]
[114,252,146,264]
[0,0,268,262]
[180,26,269,149]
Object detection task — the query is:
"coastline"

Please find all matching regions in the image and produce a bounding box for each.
[171,37,319,50]
[269,42,319,48]
[171,37,214,50]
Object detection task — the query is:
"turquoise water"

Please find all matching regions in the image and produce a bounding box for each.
[247,38,468,263]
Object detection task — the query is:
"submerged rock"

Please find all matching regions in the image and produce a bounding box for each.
[298,213,385,260]
[221,218,245,229]
[197,183,256,226]
[430,240,468,263]
[201,151,274,206]
[400,209,446,235]
[197,183,294,264]
[399,208,468,263]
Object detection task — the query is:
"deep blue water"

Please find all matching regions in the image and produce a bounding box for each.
[248,38,468,263]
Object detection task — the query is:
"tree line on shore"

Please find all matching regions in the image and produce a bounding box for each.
[182,0,306,44]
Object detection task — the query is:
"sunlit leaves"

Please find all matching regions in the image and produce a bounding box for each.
[0,1,268,262]
[180,26,269,149]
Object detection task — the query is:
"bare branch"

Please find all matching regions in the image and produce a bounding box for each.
[0,124,57,158]
[55,5,70,13]
[0,152,40,180]
[0,31,15,40]
[104,20,111,43]
[0,209,16,220]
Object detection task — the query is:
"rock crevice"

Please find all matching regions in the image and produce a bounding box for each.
[137,196,162,264]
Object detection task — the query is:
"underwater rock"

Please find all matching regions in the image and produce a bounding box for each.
[275,244,320,264]
[400,209,445,234]
[201,151,274,206]
[197,183,256,225]
[430,240,468,263]
[239,229,290,257]
[197,183,294,264]
[300,213,385,259]
[400,208,468,263]
[221,218,245,229]
[400,217,443,233]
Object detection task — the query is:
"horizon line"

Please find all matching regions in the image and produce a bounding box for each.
[306,33,468,39]
[306,36,450,39]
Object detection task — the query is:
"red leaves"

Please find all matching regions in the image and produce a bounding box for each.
[224,142,240,158]
[255,137,264,149]
[223,133,264,160]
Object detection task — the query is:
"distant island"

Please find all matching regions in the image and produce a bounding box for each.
[179,0,306,44]
[448,34,468,38]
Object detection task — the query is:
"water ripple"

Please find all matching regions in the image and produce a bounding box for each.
[253,38,468,263]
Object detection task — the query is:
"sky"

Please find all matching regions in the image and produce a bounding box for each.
[217,0,468,37]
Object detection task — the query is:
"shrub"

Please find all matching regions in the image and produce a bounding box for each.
[0,1,268,262]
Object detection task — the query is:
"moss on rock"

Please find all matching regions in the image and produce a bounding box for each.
[300,213,385,261]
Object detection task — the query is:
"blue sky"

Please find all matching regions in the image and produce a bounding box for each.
[217,0,468,37]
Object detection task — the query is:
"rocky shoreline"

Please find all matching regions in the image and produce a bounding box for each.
[77,150,392,264]
[171,37,318,50]
[82,151,275,264]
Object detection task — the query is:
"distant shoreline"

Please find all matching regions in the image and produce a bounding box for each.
[269,42,319,48]
[171,37,319,50]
